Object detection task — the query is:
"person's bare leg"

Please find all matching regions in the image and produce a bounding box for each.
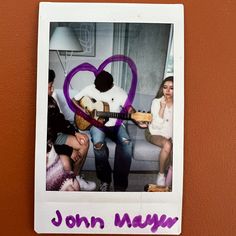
[66,134,96,191]
[159,139,172,174]
[65,134,89,167]
[59,155,72,172]
[150,136,172,173]
[149,135,172,186]
[73,155,86,176]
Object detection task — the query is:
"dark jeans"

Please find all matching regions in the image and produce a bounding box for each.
[90,124,132,191]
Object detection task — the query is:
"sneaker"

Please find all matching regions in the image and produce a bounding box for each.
[99,182,110,192]
[76,175,96,191]
[156,173,166,187]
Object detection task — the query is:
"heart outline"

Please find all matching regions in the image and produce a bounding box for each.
[63,55,137,128]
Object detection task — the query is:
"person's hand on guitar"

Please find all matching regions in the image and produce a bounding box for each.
[128,106,150,129]
[136,121,148,129]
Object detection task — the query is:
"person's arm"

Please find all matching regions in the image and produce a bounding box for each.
[158,96,167,119]
[150,98,165,129]
[125,106,148,128]
[118,89,148,128]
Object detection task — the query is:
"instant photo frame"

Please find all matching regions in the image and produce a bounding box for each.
[35,2,184,234]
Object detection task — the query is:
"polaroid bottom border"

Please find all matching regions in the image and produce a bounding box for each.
[35,202,182,234]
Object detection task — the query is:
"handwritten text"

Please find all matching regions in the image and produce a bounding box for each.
[51,210,178,233]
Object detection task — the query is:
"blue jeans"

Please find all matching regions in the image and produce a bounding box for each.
[90,124,132,191]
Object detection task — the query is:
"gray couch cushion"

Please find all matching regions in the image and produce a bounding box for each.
[132,140,160,161]
[127,124,160,161]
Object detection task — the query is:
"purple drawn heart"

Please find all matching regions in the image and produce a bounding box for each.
[63,55,137,128]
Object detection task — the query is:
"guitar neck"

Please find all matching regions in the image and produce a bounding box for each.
[96,111,131,120]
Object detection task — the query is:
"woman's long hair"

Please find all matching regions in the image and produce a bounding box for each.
[155,76,174,98]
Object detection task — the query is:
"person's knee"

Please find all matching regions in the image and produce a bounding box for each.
[119,138,133,155]
[120,136,131,145]
[121,138,132,150]
[66,135,89,150]
[123,139,131,145]
[94,142,104,150]
[93,142,109,160]
[75,133,89,146]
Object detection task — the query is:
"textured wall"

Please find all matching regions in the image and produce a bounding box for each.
[126,23,170,95]
[0,1,235,236]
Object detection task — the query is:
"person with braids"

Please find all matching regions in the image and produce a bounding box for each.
[145,76,173,187]
[48,69,96,191]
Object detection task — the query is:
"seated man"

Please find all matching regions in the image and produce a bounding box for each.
[73,70,147,191]
[48,69,96,191]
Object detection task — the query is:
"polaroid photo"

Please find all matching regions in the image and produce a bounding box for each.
[35,2,184,234]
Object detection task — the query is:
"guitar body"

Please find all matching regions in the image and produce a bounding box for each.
[74,96,109,130]
[74,114,91,131]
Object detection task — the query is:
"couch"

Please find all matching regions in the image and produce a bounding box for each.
[54,89,160,172]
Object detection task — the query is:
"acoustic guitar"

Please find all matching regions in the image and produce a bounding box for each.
[73,96,152,131]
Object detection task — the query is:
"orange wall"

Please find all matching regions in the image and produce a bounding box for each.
[0,0,235,235]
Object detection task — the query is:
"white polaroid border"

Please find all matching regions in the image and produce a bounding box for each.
[35,2,184,235]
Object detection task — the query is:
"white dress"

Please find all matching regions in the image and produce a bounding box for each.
[148,97,173,139]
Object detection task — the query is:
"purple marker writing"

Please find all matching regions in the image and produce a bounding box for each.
[51,210,104,229]
[114,212,178,233]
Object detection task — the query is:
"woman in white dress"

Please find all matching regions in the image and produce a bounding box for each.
[145,76,173,187]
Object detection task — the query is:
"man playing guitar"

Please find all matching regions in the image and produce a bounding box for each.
[73,70,147,191]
